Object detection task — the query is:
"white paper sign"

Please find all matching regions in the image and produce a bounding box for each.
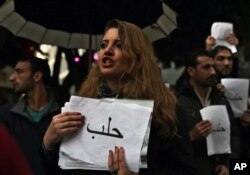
[211,22,237,53]
[200,105,231,156]
[59,96,154,173]
[221,78,249,117]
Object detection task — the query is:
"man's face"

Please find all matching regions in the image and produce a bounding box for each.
[189,56,217,87]
[9,61,35,94]
[213,49,233,76]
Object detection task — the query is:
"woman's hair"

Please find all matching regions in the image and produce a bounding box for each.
[78,19,177,138]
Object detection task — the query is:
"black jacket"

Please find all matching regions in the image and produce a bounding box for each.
[175,80,241,174]
[0,94,63,175]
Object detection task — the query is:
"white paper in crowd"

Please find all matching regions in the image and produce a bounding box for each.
[211,22,237,53]
[200,105,231,156]
[221,78,249,117]
[59,96,154,173]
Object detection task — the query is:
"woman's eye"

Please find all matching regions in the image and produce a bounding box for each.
[100,41,122,49]
[100,42,108,49]
[115,42,122,48]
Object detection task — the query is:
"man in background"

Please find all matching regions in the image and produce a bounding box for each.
[0,56,63,175]
[175,49,240,175]
[210,45,234,80]
[210,45,250,158]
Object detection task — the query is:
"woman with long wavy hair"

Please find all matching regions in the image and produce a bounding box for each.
[43,19,195,175]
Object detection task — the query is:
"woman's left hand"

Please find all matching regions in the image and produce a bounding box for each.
[108,146,138,175]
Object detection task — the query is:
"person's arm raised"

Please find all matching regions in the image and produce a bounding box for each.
[205,35,216,51]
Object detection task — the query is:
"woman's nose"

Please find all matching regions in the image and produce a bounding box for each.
[104,44,114,55]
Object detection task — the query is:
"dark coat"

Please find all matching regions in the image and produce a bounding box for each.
[0,94,63,175]
[175,80,241,174]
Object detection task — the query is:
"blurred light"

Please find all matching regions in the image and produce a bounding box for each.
[36,44,53,60]
[78,49,86,56]
[74,57,80,62]
[93,52,99,61]
[59,52,69,85]
[40,44,52,53]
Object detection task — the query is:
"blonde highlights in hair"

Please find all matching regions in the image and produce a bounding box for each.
[78,19,177,138]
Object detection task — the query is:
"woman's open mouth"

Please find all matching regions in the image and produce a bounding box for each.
[101,57,114,67]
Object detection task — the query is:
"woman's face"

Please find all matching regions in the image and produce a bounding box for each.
[98,28,129,80]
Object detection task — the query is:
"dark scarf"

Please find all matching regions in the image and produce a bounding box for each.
[97,79,122,98]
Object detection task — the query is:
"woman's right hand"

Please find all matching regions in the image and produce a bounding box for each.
[43,112,85,150]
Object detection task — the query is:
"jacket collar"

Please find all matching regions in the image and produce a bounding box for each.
[175,78,221,99]
[10,90,60,119]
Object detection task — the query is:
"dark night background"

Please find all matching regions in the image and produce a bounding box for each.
[1,0,250,99]
[1,0,250,66]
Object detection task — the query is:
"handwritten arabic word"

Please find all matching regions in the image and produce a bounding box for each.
[87,117,123,139]
[227,92,243,101]
[212,123,226,132]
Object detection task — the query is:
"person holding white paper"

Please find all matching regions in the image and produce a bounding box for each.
[43,19,196,175]
[205,33,239,52]
[206,37,239,79]
[205,22,239,53]
[205,22,240,79]
[210,45,237,80]
[209,44,250,158]
[175,49,240,175]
